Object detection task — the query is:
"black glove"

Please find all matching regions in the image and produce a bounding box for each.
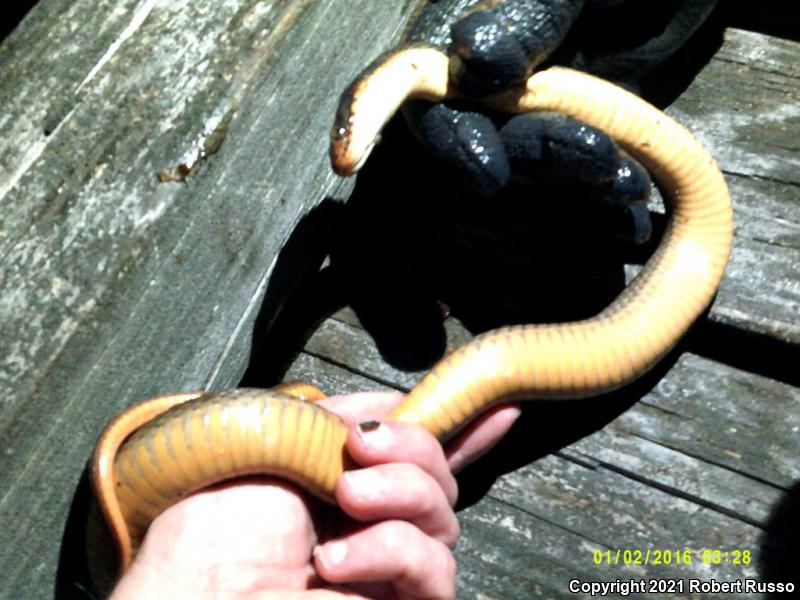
[398,0,717,241]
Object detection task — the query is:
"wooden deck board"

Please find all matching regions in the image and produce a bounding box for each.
[0,1,798,598]
[292,313,799,503]
[0,1,417,597]
[285,344,792,598]
[277,19,800,598]
[666,29,800,344]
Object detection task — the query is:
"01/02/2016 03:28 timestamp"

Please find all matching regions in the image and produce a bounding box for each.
[593,548,752,566]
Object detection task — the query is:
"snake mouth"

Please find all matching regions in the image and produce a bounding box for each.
[329,45,452,176]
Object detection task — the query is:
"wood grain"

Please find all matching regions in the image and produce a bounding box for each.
[0,1,418,597]
[1,1,798,598]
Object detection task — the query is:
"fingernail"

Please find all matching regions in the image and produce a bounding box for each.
[343,468,386,501]
[315,540,348,569]
[357,420,393,449]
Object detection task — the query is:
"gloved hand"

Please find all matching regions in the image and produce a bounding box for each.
[398,0,718,241]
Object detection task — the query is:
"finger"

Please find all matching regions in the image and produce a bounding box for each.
[337,463,460,547]
[500,111,621,187]
[445,402,522,474]
[596,153,652,207]
[447,2,582,95]
[318,391,405,426]
[402,100,510,196]
[588,196,653,245]
[251,589,366,600]
[347,420,458,506]
[314,521,457,600]
[448,10,529,95]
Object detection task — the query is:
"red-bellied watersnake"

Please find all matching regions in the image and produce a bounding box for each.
[91,7,733,583]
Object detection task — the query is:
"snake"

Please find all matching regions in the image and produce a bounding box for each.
[90,0,732,584]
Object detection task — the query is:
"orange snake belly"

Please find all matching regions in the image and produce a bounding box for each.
[91,67,734,578]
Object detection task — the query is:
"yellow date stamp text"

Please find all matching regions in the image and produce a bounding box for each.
[592,548,752,566]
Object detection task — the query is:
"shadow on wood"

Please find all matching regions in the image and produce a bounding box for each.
[0,0,37,42]
[688,320,800,388]
[54,470,97,600]
[239,107,686,509]
[237,22,737,504]
[241,198,351,388]
[310,116,663,365]
[243,111,657,373]
[722,0,800,42]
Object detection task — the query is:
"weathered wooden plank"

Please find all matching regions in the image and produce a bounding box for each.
[0,1,420,597]
[664,28,800,343]
[289,24,800,589]
[264,15,800,600]
[715,27,800,80]
[473,456,762,597]
[300,313,799,493]
[678,30,800,186]
[601,354,800,491]
[2,2,798,599]
[285,350,397,396]
[562,415,784,527]
[285,350,784,598]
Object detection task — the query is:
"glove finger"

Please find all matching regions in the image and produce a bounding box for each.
[403,100,510,197]
[500,111,621,186]
[448,1,582,96]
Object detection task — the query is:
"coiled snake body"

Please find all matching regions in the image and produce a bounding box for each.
[91,0,733,581]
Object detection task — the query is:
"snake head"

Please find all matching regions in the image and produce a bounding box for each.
[329,46,452,176]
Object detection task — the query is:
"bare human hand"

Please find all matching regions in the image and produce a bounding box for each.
[109,391,520,600]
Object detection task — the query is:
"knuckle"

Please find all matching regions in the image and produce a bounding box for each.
[379,519,420,553]
[440,516,461,549]
[405,422,443,457]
